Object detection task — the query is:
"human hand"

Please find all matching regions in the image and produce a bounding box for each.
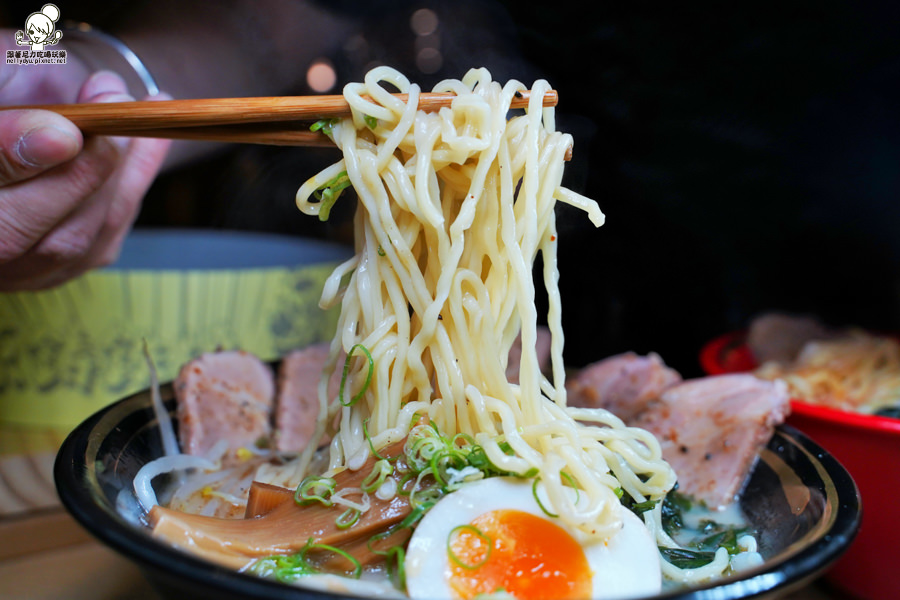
[0,63,170,291]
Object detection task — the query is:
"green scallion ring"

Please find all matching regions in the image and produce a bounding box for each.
[336,508,360,530]
[532,478,559,518]
[447,524,492,570]
[294,476,336,506]
[338,344,374,406]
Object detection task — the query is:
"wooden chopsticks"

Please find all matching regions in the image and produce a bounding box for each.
[105,122,334,148]
[2,90,559,148]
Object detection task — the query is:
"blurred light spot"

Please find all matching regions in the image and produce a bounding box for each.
[410,8,439,36]
[307,59,337,93]
[416,48,442,74]
[415,31,440,52]
[343,34,369,61]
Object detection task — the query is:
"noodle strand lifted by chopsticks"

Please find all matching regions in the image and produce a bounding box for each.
[281,66,675,539]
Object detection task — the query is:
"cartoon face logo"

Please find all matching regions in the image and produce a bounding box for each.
[15,4,63,51]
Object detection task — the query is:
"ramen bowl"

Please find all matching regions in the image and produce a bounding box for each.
[702,331,899,600]
[55,371,860,600]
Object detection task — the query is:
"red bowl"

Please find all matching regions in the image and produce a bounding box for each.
[700,331,900,600]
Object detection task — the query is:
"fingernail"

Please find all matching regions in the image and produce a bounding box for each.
[96,92,135,104]
[80,70,128,100]
[17,126,81,167]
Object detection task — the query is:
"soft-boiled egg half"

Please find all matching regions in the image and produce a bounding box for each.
[405,477,662,600]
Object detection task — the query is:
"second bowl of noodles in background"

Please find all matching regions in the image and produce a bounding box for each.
[700,314,900,600]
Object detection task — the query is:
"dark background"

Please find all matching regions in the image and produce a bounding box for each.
[5,1,900,377]
[513,1,900,375]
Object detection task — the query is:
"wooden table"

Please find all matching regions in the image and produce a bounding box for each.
[0,508,853,600]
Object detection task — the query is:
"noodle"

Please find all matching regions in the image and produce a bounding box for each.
[276,66,676,539]
[135,67,765,593]
[755,329,900,413]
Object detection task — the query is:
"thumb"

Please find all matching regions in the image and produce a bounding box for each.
[0,109,82,186]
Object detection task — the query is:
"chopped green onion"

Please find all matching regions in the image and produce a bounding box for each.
[451,432,477,449]
[409,469,444,508]
[383,545,406,590]
[447,525,492,569]
[313,170,351,222]
[465,445,492,471]
[531,478,559,518]
[518,466,540,479]
[367,526,410,590]
[338,344,374,406]
[335,508,361,530]
[247,552,319,583]
[396,470,417,495]
[310,118,339,136]
[361,459,393,493]
[364,114,378,129]
[403,423,540,496]
[560,471,581,504]
[428,447,468,488]
[294,476,336,506]
[398,500,435,529]
[299,537,363,579]
[363,418,395,462]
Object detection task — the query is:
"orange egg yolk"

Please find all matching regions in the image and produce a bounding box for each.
[447,509,592,600]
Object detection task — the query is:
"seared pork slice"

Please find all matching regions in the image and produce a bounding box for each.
[566,352,682,422]
[633,374,790,508]
[174,351,275,459]
[506,326,552,383]
[274,342,341,452]
[746,312,834,364]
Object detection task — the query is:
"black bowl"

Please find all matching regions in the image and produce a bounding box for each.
[55,377,861,600]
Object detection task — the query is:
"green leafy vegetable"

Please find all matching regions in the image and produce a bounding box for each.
[660,488,692,535]
[692,521,747,554]
[657,486,751,571]
[658,546,718,569]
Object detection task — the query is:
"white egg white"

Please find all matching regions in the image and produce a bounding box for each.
[404,477,662,600]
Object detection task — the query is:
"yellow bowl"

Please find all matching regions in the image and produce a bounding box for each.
[0,229,351,457]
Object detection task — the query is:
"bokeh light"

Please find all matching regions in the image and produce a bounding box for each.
[306,59,337,93]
